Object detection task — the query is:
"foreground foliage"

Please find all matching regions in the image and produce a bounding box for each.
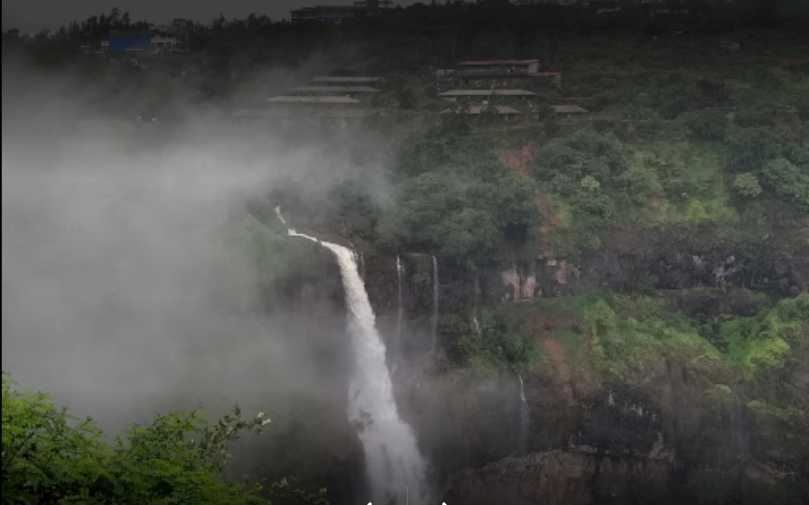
[1,375,275,505]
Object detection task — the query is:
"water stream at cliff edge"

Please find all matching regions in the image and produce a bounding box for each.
[276,207,426,503]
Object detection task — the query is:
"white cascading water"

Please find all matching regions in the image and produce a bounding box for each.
[472,315,481,336]
[431,255,439,353]
[396,255,405,341]
[517,373,530,454]
[276,207,426,503]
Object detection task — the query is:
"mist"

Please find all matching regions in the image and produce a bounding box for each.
[1,57,383,436]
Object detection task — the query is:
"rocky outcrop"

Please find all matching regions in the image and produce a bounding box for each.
[446,449,674,505]
[572,226,809,296]
[441,331,809,505]
[445,445,808,505]
[500,264,539,301]
[353,242,808,504]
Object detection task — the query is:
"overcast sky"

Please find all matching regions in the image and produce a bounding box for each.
[2,0,422,32]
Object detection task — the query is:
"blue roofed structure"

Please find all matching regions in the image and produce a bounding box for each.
[109,31,151,53]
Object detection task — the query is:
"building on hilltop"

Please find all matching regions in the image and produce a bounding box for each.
[550,104,587,113]
[441,104,521,115]
[549,104,589,117]
[292,85,382,97]
[108,31,151,53]
[236,93,376,129]
[439,88,538,113]
[438,89,536,98]
[105,30,182,55]
[456,59,542,75]
[150,34,181,54]
[267,95,362,106]
[291,0,392,24]
[437,58,561,91]
[310,76,385,85]
[440,103,522,122]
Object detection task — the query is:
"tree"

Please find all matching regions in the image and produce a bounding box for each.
[2,374,274,505]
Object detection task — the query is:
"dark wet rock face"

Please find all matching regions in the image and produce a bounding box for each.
[446,448,808,505]
[353,247,809,504]
[442,350,809,505]
[446,449,673,505]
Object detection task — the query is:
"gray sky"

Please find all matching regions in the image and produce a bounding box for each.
[1,1,421,32]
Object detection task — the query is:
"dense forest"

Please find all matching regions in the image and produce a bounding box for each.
[3,2,809,504]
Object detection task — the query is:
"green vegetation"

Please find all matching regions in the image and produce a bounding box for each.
[2,374,277,505]
[717,294,809,378]
[385,123,538,263]
[533,294,809,384]
[2,374,334,505]
[442,309,536,373]
[583,296,724,379]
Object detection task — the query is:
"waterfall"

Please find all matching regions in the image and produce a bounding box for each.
[431,255,439,353]
[472,315,481,336]
[276,207,426,503]
[396,256,405,342]
[517,374,530,454]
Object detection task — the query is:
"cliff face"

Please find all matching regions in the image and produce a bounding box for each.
[446,450,674,505]
[358,247,809,504]
[444,361,809,505]
[259,220,807,504]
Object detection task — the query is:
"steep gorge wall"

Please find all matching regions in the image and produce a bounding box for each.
[358,247,808,504]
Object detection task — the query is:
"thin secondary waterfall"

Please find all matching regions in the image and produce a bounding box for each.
[517,374,530,454]
[276,207,426,503]
[431,255,439,353]
[396,255,405,341]
[472,315,481,336]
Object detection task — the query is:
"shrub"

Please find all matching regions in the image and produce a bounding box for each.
[719,294,808,378]
[684,110,728,141]
[619,164,663,204]
[733,172,763,198]
[761,157,809,211]
[726,127,783,173]
[446,310,536,371]
[579,175,601,192]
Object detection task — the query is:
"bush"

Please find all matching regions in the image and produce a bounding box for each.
[684,110,728,142]
[447,310,536,371]
[579,174,601,192]
[732,172,763,198]
[761,157,809,211]
[727,127,783,174]
[718,294,808,378]
[619,164,663,204]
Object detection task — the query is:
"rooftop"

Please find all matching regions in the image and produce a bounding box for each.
[233,108,376,119]
[458,59,540,66]
[311,76,384,84]
[453,70,543,78]
[550,104,589,114]
[267,95,361,104]
[441,104,522,115]
[439,89,536,97]
[293,85,381,94]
